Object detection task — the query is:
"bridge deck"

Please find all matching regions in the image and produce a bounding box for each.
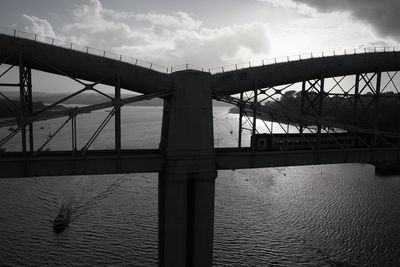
[1,147,398,178]
[215,147,400,170]
[0,149,163,178]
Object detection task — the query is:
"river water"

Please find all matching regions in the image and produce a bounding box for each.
[0,106,400,266]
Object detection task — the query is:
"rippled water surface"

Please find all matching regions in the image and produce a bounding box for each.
[1,107,400,266]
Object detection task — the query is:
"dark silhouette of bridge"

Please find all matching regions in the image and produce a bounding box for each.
[1,29,400,267]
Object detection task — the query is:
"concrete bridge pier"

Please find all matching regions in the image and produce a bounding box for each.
[158,70,216,267]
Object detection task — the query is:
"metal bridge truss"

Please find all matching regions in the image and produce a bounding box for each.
[215,70,400,152]
[0,53,169,156]
[2,34,400,267]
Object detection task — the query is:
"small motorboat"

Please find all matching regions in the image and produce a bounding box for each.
[53,205,71,232]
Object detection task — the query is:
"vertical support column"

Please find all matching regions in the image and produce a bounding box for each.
[251,88,258,150]
[19,54,27,156]
[252,88,258,136]
[353,74,360,126]
[71,115,77,153]
[26,67,33,153]
[299,81,306,133]
[115,75,121,155]
[159,70,216,267]
[373,71,381,147]
[238,92,243,148]
[317,78,325,151]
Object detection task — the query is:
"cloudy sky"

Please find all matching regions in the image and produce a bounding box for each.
[0,0,398,69]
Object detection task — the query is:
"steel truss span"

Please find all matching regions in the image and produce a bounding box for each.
[1,33,400,176]
[1,31,400,267]
[217,70,400,156]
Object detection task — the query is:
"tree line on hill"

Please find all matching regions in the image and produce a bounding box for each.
[230,90,400,133]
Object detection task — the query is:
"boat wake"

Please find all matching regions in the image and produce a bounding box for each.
[70,175,130,223]
[50,174,130,230]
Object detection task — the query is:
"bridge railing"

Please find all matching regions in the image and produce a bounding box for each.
[0,27,170,74]
[2,27,400,76]
[208,46,400,74]
[169,64,206,72]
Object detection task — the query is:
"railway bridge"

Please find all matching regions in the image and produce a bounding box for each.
[1,29,400,267]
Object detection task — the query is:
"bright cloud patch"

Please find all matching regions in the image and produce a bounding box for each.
[262,0,400,41]
[135,11,202,30]
[259,0,316,15]
[17,14,56,38]
[15,0,270,67]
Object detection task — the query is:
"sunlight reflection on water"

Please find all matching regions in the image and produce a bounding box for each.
[1,106,400,266]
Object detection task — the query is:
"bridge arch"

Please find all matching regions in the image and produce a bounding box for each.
[2,30,400,267]
[212,52,400,95]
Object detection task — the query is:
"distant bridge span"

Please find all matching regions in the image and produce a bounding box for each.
[1,32,400,267]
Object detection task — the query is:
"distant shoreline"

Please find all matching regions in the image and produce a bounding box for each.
[0,98,230,118]
[0,91,230,109]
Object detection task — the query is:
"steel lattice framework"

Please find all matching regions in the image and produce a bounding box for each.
[1,32,400,173]
[215,70,400,152]
[2,29,400,267]
[0,54,169,156]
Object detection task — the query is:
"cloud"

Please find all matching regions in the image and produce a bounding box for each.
[101,9,136,20]
[12,0,270,67]
[287,0,400,40]
[259,0,316,15]
[16,14,56,38]
[361,40,392,49]
[50,0,270,67]
[163,23,270,67]
[135,11,202,30]
[62,0,137,47]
